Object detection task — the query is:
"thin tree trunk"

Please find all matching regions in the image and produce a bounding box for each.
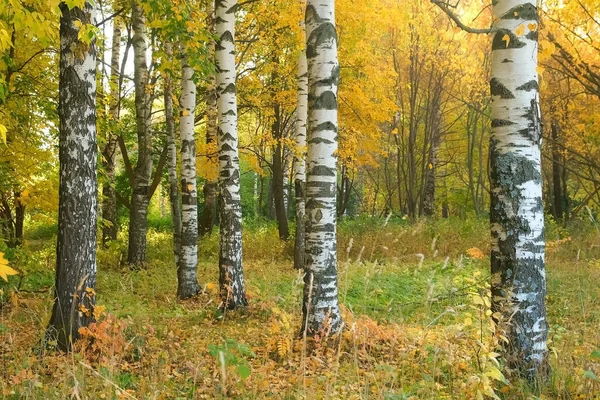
[294,50,308,270]
[423,104,441,216]
[215,0,247,309]
[177,53,201,299]
[272,101,290,240]
[163,43,182,265]
[551,122,564,220]
[14,192,24,246]
[127,3,153,267]
[47,1,98,351]
[302,0,343,335]
[489,0,548,380]
[101,18,121,246]
[199,1,218,237]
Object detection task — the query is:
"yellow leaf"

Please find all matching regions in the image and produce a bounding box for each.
[514,24,525,37]
[0,252,18,281]
[464,317,472,326]
[486,366,508,383]
[182,109,190,117]
[428,163,433,170]
[528,23,537,31]
[0,124,6,144]
[502,34,510,48]
[206,282,218,293]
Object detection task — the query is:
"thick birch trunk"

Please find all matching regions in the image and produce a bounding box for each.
[47,2,98,351]
[177,53,201,299]
[302,0,343,335]
[101,18,121,246]
[128,3,153,267]
[215,0,247,309]
[490,0,548,380]
[163,43,182,265]
[294,51,308,270]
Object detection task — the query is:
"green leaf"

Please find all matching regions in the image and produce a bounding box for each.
[236,364,251,380]
[0,124,6,144]
[583,370,600,382]
[591,350,600,359]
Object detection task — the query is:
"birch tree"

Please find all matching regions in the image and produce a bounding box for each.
[432,0,549,380]
[215,0,247,309]
[293,50,308,270]
[489,0,548,380]
[47,1,98,350]
[177,52,201,299]
[302,0,343,335]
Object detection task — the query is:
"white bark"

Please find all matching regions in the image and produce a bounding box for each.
[215,0,247,309]
[294,51,308,270]
[489,0,548,379]
[177,52,201,299]
[302,0,343,334]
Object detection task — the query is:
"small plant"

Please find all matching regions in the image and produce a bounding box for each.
[208,337,255,393]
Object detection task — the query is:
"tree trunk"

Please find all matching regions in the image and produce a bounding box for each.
[302,0,343,335]
[294,50,308,270]
[215,0,247,309]
[101,18,121,246]
[14,191,24,246]
[489,0,548,380]
[272,102,290,240]
[47,2,98,351]
[127,3,153,267]
[199,2,218,237]
[551,122,564,221]
[177,53,201,299]
[423,105,441,216]
[163,43,182,266]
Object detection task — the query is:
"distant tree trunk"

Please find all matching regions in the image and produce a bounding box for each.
[294,50,308,270]
[47,1,98,351]
[272,101,290,240]
[177,53,201,299]
[215,0,247,309]
[14,191,24,245]
[551,122,564,221]
[302,0,343,335]
[101,18,121,246]
[199,2,218,237]
[489,0,548,380]
[423,105,441,216]
[127,3,153,267]
[163,43,182,265]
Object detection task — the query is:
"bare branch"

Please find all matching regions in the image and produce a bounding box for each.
[430,0,496,35]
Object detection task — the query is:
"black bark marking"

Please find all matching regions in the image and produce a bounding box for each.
[312,91,337,110]
[491,77,515,99]
[492,119,516,127]
[492,29,526,50]
[516,80,539,92]
[306,22,337,59]
[501,3,538,21]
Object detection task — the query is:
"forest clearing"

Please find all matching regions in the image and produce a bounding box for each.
[1,0,600,398]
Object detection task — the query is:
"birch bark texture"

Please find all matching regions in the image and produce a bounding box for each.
[215,0,248,309]
[489,0,548,379]
[47,1,98,351]
[127,2,153,267]
[302,0,343,335]
[293,51,308,270]
[177,53,201,299]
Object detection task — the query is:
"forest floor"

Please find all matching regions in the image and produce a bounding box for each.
[1,217,599,399]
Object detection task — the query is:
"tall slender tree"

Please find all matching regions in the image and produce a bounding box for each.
[293,49,308,270]
[47,1,98,351]
[489,0,548,380]
[101,17,122,246]
[215,0,247,309]
[177,51,201,298]
[127,2,154,266]
[301,0,343,335]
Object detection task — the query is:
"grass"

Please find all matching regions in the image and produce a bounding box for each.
[1,216,599,398]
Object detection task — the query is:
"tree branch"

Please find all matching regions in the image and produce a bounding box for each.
[430,0,496,34]
[148,144,169,198]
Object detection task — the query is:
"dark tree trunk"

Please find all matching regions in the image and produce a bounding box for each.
[551,122,565,221]
[47,1,98,351]
[272,103,290,240]
[14,191,24,246]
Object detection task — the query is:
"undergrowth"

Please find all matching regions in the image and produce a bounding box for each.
[0,217,599,398]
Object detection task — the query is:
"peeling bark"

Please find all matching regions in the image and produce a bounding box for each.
[47,2,98,351]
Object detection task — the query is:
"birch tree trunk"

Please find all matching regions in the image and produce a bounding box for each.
[302,0,343,335]
[422,104,441,217]
[489,0,548,380]
[163,43,182,266]
[47,1,98,351]
[101,18,121,246]
[127,3,153,267]
[215,0,247,309]
[177,53,201,299]
[293,51,308,270]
